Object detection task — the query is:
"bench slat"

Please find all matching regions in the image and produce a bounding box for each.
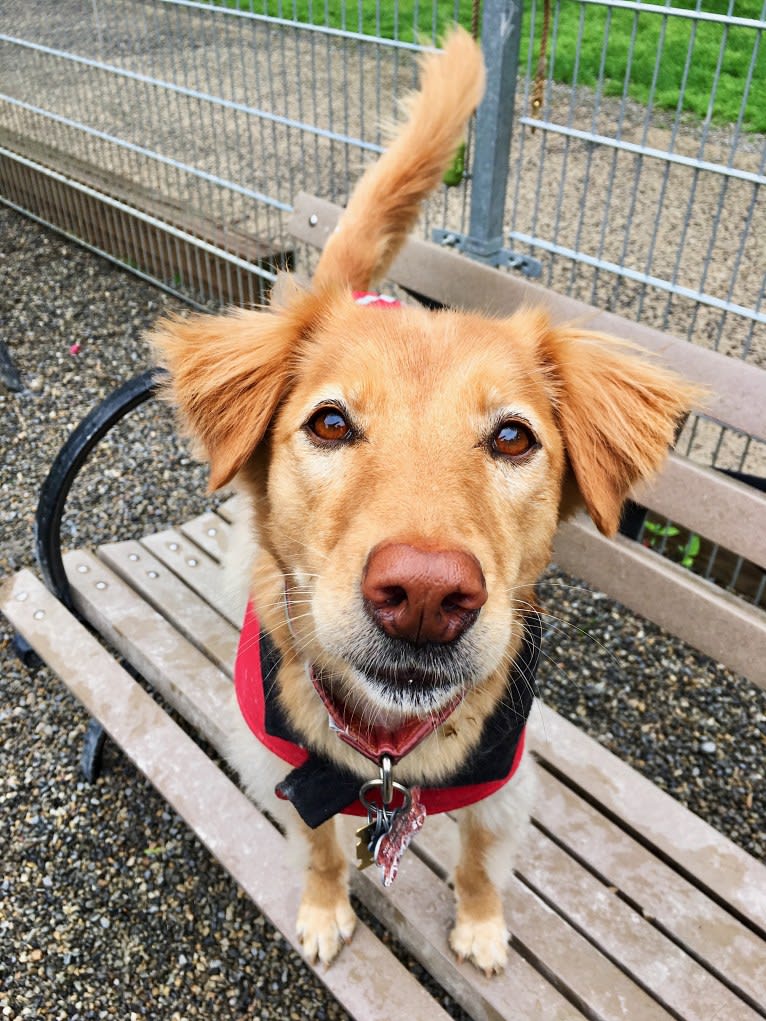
[181,510,234,562]
[178,510,232,562]
[351,842,597,1021]
[216,495,245,524]
[523,828,761,1021]
[409,816,674,1021]
[139,528,246,628]
[62,550,234,752]
[552,516,766,689]
[98,540,239,674]
[634,453,766,570]
[0,569,453,1021]
[415,814,758,1021]
[289,193,765,443]
[420,812,755,1021]
[533,768,766,1009]
[60,555,583,1019]
[530,708,766,936]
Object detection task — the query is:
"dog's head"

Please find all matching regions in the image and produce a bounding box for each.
[153,289,696,721]
[152,30,698,728]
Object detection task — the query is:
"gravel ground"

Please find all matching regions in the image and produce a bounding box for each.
[1,204,765,1019]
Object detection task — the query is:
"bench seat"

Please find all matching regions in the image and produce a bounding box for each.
[4,499,764,1021]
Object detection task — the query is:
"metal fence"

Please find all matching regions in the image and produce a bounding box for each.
[1,0,764,602]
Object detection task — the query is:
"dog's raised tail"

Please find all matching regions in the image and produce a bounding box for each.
[312,28,485,292]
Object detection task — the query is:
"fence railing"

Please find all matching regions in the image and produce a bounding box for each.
[1,0,763,604]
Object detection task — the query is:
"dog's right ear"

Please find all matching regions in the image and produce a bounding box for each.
[150,292,321,491]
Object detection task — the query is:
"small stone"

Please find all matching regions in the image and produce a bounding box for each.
[700,740,717,755]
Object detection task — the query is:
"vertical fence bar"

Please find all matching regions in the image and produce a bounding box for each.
[465,0,523,264]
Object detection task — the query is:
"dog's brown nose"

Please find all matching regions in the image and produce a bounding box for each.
[362,543,487,644]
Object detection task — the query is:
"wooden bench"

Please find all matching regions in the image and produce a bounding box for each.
[2,192,765,1020]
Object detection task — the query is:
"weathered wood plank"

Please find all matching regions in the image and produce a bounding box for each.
[179,510,233,562]
[530,708,766,935]
[533,767,766,1010]
[633,453,766,570]
[410,817,673,1021]
[139,528,245,628]
[96,540,239,675]
[63,550,234,753]
[523,828,761,1021]
[552,515,766,689]
[415,810,755,1021]
[351,848,588,1021]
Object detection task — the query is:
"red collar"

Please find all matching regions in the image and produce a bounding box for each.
[310,667,462,764]
[234,603,528,821]
[353,291,402,308]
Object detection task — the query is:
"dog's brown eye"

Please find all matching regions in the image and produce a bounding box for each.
[305,407,353,445]
[491,421,537,459]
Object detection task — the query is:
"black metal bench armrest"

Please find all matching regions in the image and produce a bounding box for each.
[35,368,166,609]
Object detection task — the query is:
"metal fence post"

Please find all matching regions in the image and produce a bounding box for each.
[467,0,523,264]
[433,0,539,275]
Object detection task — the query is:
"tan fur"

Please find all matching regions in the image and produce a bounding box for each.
[313,29,485,291]
[152,28,699,971]
[296,819,357,962]
[539,325,700,535]
[451,812,509,975]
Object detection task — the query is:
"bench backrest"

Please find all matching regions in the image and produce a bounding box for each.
[287,193,766,687]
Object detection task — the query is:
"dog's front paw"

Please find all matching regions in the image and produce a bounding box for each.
[296,897,357,965]
[450,914,509,975]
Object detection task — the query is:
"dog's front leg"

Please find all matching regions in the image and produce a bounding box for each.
[450,810,511,975]
[296,817,357,965]
[449,764,536,975]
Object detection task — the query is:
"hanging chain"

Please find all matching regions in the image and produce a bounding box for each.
[531,0,551,131]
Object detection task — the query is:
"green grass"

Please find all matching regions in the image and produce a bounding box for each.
[533,0,766,133]
[208,0,766,131]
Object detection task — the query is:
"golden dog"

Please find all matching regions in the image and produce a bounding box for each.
[152,29,697,974]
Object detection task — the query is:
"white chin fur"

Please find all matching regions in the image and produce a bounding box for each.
[346,666,463,721]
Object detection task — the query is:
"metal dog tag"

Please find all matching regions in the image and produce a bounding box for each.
[359,759,408,878]
[357,759,422,884]
[373,786,427,887]
[355,807,389,871]
[355,821,376,871]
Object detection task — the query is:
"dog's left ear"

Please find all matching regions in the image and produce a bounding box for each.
[150,291,321,491]
[539,323,702,536]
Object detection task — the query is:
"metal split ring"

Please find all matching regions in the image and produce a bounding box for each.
[380,754,393,805]
[359,778,411,815]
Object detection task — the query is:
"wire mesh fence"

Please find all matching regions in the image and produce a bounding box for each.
[514,0,765,365]
[0,0,764,606]
[1,3,763,342]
